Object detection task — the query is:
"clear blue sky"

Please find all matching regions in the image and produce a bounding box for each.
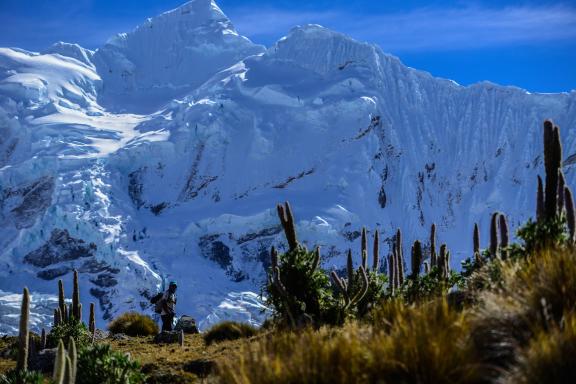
[1,0,575,93]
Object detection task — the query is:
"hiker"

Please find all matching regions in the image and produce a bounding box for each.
[160,281,177,331]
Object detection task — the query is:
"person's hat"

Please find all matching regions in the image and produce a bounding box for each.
[169,280,178,287]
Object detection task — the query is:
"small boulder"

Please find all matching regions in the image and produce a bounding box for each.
[175,315,199,334]
[153,331,180,344]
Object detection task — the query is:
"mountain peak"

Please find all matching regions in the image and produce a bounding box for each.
[93,0,264,113]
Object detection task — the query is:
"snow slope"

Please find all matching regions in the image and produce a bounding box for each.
[1,0,576,333]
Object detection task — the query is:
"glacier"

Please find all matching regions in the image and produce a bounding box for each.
[1,0,575,333]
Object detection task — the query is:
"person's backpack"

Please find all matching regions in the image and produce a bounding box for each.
[150,292,164,314]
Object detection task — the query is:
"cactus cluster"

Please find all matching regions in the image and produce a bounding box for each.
[538,120,576,240]
[388,229,405,293]
[331,250,369,311]
[53,338,77,384]
[52,269,97,342]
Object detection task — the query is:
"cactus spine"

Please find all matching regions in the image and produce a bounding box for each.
[17,287,30,375]
[72,270,80,321]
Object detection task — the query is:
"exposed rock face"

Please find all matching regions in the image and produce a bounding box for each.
[1,176,55,229]
[23,229,96,268]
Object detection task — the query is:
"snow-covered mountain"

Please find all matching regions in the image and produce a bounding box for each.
[1,0,575,333]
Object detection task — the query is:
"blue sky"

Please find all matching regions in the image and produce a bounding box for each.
[1,0,575,92]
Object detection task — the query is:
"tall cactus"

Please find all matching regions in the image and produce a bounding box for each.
[89,302,96,335]
[360,227,367,263]
[537,175,545,222]
[277,202,298,251]
[67,337,77,383]
[543,120,562,221]
[387,253,396,294]
[41,328,47,351]
[430,223,437,267]
[58,279,66,324]
[499,214,509,259]
[410,240,422,279]
[72,270,80,321]
[372,229,380,271]
[558,171,566,215]
[17,287,30,375]
[53,340,66,383]
[473,223,480,254]
[395,229,404,285]
[331,265,369,310]
[565,186,576,243]
[438,244,451,279]
[490,212,499,259]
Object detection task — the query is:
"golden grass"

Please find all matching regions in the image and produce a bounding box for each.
[108,311,159,336]
[502,311,576,384]
[204,321,258,346]
[218,300,484,384]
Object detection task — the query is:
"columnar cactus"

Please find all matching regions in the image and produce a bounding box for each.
[395,229,404,285]
[67,337,77,383]
[558,171,566,214]
[543,120,562,221]
[410,240,422,279]
[53,340,66,383]
[58,279,66,323]
[179,330,185,347]
[499,214,509,259]
[331,265,369,310]
[277,202,298,251]
[89,302,96,335]
[430,223,437,268]
[54,308,61,327]
[387,254,395,294]
[41,328,47,350]
[438,244,450,278]
[361,227,367,261]
[565,186,576,242]
[473,223,480,255]
[490,212,499,259]
[17,287,30,375]
[537,175,545,222]
[72,270,80,321]
[372,230,380,271]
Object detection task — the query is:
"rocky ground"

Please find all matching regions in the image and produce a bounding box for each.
[0,331,261,383]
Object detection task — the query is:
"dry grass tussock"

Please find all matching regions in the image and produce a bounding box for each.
[107,311,159,336]
[218,299,484,384]
[218,248,576,384]
[470,248,576,370]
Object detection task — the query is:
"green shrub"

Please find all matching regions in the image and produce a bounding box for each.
[47,320,91,350]
[267,245,336,327]
[77,343,146,384]
[203,321,258,345]
[0,370,43,384]
[401,267,464,303]
[107,312,158,336]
